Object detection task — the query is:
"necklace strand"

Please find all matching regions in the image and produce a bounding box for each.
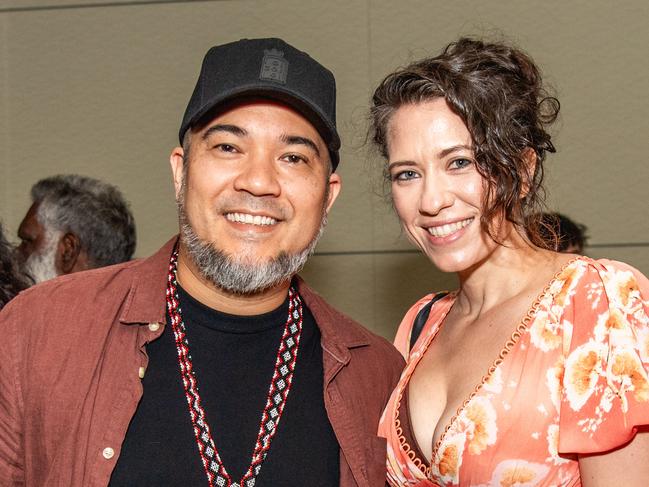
[166,250,303,487]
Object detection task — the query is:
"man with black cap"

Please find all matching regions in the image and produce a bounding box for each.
[0,38,404,487]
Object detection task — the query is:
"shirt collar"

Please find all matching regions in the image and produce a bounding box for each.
[118,236,177,325]
[295,276,371,357]
[118,237,372,356]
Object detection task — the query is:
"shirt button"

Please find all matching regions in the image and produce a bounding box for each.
[138,366,146,379]
[148,322,160,332]
[102,447,115,459]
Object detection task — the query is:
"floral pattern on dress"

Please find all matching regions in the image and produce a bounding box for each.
[477,459,550,487]
[546,357,564,413]
[529,309,562,352]
[379,257,649,486]
[433,431,465,484]
[545,423,570,465]
[563,340,606,411]
[482,366,503,394]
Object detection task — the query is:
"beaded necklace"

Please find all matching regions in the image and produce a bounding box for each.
[165,249,303,487]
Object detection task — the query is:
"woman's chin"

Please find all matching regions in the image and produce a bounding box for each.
[422,253,470,274]
[419,246,491,275]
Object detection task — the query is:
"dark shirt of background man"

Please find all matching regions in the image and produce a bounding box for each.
[538,212,588,254]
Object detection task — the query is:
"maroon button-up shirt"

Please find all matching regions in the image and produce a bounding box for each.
[0,238,404,486]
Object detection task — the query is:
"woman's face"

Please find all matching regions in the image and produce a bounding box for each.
[387,98,499,273]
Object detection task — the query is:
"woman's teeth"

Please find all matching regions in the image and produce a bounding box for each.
[427,218,473,237]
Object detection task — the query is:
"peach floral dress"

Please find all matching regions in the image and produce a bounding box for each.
[378,257,649,486]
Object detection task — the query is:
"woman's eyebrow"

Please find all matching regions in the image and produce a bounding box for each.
[387,160,415,171]
[438,144,473,158]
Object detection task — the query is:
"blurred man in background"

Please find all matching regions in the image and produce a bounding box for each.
[539,212,588,254]
[16,174,136,282]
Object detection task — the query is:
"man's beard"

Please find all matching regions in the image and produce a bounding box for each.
[21,228,61,283]
[177,196,327,296]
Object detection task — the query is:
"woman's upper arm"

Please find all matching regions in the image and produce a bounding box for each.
[578,428,649,487]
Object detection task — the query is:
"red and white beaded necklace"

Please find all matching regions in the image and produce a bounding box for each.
[165,249,303,487]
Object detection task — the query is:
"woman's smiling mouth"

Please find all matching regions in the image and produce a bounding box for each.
[426,217,474,238]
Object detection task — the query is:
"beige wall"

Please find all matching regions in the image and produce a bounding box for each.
[1,0,647,338]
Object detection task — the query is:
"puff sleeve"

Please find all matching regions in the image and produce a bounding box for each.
[558,259,649,454]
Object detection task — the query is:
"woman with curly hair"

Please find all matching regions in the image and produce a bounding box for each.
[0,223,30,310]
[372,38,649,486]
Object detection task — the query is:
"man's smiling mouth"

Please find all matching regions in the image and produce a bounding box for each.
[225,212,278,226]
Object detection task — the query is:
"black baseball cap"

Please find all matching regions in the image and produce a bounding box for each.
[179,38,340,170]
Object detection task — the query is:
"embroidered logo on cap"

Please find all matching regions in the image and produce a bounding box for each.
[260,49,288,84]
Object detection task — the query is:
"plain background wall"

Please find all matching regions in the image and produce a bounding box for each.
[1,0,648,338]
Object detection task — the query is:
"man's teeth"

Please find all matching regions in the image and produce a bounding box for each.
[226,213,277,226]
[427,218,473,238]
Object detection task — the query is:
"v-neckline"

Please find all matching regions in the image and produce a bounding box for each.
[400,256,586,470]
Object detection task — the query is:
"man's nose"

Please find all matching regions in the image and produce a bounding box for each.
[232,151,282,197]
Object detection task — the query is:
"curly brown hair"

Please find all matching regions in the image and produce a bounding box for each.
[370,37,560,247]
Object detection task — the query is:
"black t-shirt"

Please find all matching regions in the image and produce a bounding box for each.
[110,285,340,486]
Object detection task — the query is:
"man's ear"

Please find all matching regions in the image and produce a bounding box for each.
[57,232,85,274]
[170,146,186,200]
[325,172,342,214]
[520,148,537,199]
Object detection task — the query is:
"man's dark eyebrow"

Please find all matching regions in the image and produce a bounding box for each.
[281,134,320,157]
[201,124,248,141]
[439,144,473,158]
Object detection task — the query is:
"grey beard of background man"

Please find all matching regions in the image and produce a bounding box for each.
[177,169,329,295]
[20,227,61,283]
